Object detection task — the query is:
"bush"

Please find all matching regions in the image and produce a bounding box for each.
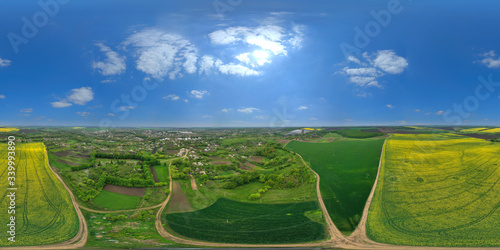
[248,193,261,200]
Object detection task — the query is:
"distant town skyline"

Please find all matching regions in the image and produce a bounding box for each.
[1,0,500,127]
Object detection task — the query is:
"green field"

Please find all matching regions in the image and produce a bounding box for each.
[154,165,170,182]
[94,190,140,210]
[367,133,500,247]
[165,198,326,244]
[0,143,79,246]
[286,139,385,234]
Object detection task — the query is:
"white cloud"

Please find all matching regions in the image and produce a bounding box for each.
[298,106,308,110]
[436,110,444,115]
[199,55,215,74]
[92,43,126,76]
[0,95,5,99]
[372,50,408,74]
[163,94,180,101]
[0,58,12,67]
[339,50,408,89]
[107,113,115,116]
[235,53,251,64]
[68,87,94,105]
[119,106,134,111]
[343,67,379,76]
[51,101,72,108]
[20,108,33,113]
[190,90,208,99]
[100,79,116,83]
[478,50,500,68]
[184,99,189,103]
[222,108,231,112]
[202,22,306,77]
[386,104,394,109]
[216,61,261,76]
[288,24,306,49]
[202,115,213,118]
[76,112,91,117]
[208,25,290,56]
[124,28,198,80]
[237,107,259,113]
[254,115,267,120]
[415,109,421,112]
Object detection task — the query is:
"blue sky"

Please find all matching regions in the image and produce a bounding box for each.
[1,0,500,127]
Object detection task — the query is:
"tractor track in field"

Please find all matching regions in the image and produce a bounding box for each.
[2,145,88,250]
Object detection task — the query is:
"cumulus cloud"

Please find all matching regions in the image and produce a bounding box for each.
[0,58,12,67]
[222,108,231,112]
[208,25,288,55]
[298,106,308,110]
[237,107,259,113]
[477,50,500,68]
[92,43,126,76]
[68,87,94,105]
[339,50,408,89]
[203,23,306,76]
[386,104,394,109]
[51,87,94,108]
[124,28,198,80]
[190,90,209,99]
[372,50,408,74]
[51,101,72,108]
[163,94,180,101]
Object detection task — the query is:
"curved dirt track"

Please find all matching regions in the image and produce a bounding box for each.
[2,146,88,250]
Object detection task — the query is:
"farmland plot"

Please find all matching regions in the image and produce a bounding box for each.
[367,133,500,247]
[0,143,79,246]
[286,139,384,234]
[165,198,325,244]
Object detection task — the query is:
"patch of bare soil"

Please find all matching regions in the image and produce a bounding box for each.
[244,161,258,169]
[103,184,145,196]
[150,166,159,183]
[249,156,264,162]
[190,178,198,190]
[53,150,73,157]
[238,161,252,171]
[461,133,498,139]
[56,159,80,166]
[166,181,192,213]
[276,139,291,144]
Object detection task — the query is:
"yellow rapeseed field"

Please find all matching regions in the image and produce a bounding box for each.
[0,143,79,247]
[0,128,19,132]
[481,128,500,133]
[367,133,500,247]
[460,127,488,133]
